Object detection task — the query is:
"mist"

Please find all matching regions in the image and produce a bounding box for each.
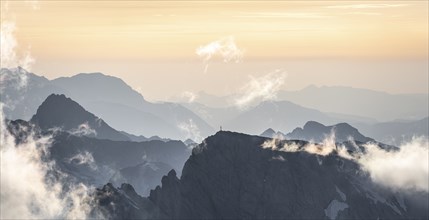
[0,107,98,219]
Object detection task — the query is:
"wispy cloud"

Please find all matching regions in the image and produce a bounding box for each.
[326,4,409,9]
[235,69,287,109]
[261,134,429,192]
[178,119,202,143]
[196,36,244,73]
[0,105,99,219]
[69,122,97,137]
[343,12,382,16]
[359,137,428,192]
[67,151,98,171]
[235,12,332,19]
[0,0,38,70]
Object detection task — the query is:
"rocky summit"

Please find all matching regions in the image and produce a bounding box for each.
[95,131,428,219]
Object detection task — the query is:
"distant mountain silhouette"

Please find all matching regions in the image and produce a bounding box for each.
[286,121,374,143]
[30,94,130,141]
[225,101,341,135]
[260,128,276,138]
[120,131,171,142]
[0,67,66,120]
[357,117,429,146]
[1,68,214,140]
[51,72,214,140]
[278,85,428,121]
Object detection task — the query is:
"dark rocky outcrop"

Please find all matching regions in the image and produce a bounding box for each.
[146,131,427,219]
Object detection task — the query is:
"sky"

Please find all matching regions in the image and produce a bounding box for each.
[1,1,428,101]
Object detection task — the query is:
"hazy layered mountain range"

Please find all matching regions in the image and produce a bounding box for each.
[1,67,427,144]
[1,68,428,144]
[6,96,191,196]
[1,67,427,219]
[1,67,214,141]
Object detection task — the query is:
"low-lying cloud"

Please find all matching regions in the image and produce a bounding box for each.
[196,36,244,73]
[235,69,287,109]
[67,151,98,171]
[359,137,428,192]
[261,134,429,192]
[70,122,97,137]
[0,105,100,219]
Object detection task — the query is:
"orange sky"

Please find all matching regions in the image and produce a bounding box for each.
[1,1,428,99]
[4,1,428,60]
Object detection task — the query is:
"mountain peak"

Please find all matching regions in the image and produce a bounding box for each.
[31,94,130,141]
[288,121,373,143]
[303,121,325,130]
[31,93,91,130]
[260,128,276,138]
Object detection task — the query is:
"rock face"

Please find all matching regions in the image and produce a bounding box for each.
[91,183,164,219]
[287,121,374,143]
[146,131,427,219]
[7,119,191,193]
[30,94,130,141]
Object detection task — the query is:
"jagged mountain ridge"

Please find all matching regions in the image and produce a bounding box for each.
[93,131,427,219]
[30,94,130,141]
[286,121,374,143]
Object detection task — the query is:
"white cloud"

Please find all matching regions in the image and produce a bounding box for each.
[261,133,429,192]
[359,137,428,192]
[0,104,100,219]
[0,1,37,70]
[235,69,287,109]
[67,151,98,171]
[326,4,409,9]
[196,36,244,73]
[178,119,202,143]
[70,122,97,137]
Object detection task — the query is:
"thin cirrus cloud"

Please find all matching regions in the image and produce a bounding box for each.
[343,12,382,16]
[234,12,332,19]
[326,4,409,9]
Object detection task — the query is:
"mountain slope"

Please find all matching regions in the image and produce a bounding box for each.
[30,94,130,141]
[93,132,426,219]
[145,131,427,219]
[7,118,191,195]
[287,121,374,143]
[1,68,214,140]
[0,67,66,120]
[51,72,214,140]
